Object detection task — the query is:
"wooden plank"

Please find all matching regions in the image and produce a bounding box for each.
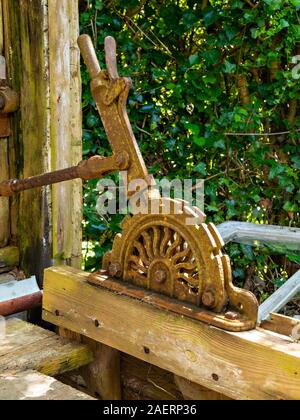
[0,370,95,400]
[0,246,19,272]
[217,221,300,250]
[0,318,93,376]
[260,313,300,339]
[0,0,10,248]
[43,266,300,401]
[48,0,82,266]
[258,270,300,322]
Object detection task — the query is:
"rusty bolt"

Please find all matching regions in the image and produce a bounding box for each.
[115,151,129,169]
[224,311,241,321]
[153,270,167,284]
[202,291,215,308]
[109,262,121,278]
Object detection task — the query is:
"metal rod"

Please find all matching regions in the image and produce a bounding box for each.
[0,291,43,316]
[0,153,129,197]
[258,270,300,322]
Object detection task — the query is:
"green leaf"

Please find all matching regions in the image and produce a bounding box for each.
[291,156,300,169]
[202,49,221,65]
[283,201,298,212]
[203,8,219,27]
[189,54,200,66]
[290,0,300,6]
[193,136,206,147]
[251,28,260,39]
[291,24,300,39]
[263,0,282,10]
[269,164,285,179]
[223,60,237,74]
[194,162,207,175]
[241,244,254,260]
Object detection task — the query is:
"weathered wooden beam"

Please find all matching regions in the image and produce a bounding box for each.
[217,221,300,250]
[48,0,82,267]
[0,0,10,248]
[0,246,19,272]
[258,270,300,322]
[260,313,300,338]
[0,370,95,400]
[0,318,93,376]
[3,0,52,281]
[43,266,300,400]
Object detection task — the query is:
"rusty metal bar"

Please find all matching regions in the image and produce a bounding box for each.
[0,276,43,316]
[0,152,129,197]
[0,291,43,317]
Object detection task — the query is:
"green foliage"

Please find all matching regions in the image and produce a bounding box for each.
[80,0,300,299]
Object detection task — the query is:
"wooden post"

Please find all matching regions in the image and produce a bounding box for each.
[59,327,121,400]
[48,0,82,268]
[2,0,82,283]
[0,0,10,248]
[3,0,52,283]
[81,341,121,400]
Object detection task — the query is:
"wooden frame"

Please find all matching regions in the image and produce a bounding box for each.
[43,266,300,400]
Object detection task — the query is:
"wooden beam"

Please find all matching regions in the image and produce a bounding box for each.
[260,313,300,338]
[48,0,82,267]
[217,221,300,250]
[43,266,300,400]
[3,0,52,281]
[0,370,95,400]
[0,0,10,248]
[0,318,93,376]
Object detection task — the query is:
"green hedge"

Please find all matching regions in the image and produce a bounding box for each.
[80,0,300,302]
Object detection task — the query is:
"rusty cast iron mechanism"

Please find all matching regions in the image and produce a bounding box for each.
[0,35,258,331]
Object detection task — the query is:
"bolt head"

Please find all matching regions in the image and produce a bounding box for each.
[153,270,167,284]
[202,291,215,308]
[224,311,241,321]
[109,263,121,278]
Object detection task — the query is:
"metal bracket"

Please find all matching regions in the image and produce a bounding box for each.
[0,56,19,138]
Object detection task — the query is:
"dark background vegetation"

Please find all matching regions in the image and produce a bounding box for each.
[79,0,300,306]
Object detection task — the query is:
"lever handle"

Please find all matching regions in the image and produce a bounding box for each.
[105,36,119,80]
[78,34,101,79]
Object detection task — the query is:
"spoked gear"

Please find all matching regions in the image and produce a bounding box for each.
[90,199,258,332]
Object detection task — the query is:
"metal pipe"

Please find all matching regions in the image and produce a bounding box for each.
[0,290,43,316]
